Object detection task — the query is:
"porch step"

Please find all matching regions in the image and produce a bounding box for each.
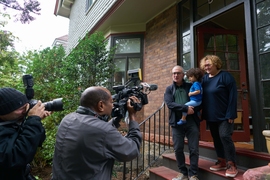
[149,141,270,180]
[149,166,179,180]
[149,153,245,180]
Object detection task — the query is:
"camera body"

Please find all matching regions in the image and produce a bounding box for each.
[22,74,64,111]
[111,69,157,120]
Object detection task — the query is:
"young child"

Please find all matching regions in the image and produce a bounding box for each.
[177,68,204,125]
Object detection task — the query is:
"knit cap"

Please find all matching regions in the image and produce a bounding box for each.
[0,87,28,115]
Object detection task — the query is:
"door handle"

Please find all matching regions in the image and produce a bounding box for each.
[242,89,248,100]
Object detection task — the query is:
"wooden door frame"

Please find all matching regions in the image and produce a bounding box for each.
[197,27,250,142]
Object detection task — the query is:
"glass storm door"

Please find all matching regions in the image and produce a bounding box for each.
[197,27,250,142]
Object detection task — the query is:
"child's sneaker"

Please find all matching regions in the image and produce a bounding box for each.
[177,119,186,125]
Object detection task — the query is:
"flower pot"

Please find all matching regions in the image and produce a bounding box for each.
[262,130,270,154]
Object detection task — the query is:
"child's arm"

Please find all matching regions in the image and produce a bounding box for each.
[188,90,200,97]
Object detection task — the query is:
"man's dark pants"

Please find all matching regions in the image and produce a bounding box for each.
[172,118,199,177]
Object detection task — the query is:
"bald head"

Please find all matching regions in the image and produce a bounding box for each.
[172,65,184,73]
[80,86,111,109]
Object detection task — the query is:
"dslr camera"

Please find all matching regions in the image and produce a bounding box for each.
[22,75,64,111]
[111,69,157,121]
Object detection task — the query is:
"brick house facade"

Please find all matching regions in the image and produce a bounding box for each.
[55,0,270,152]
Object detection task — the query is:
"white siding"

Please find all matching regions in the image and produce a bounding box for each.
[67,0,117,53]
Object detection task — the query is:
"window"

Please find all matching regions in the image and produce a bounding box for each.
[179,0,191,70]
[86,0,95,11]
[256,0,270,125]
[195,0,237,21]
[112,35,143,85]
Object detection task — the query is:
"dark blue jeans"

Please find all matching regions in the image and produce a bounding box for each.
[172,118,199,177]
[208,120,236,162]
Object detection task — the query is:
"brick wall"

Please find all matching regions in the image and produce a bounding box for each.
[142,5,178,119]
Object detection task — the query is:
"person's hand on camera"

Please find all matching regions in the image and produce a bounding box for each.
[27,101,51,119]
[127,96,141,120]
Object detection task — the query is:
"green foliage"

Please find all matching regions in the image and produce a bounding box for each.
[22,46,67,168]
[60,31,116,112]
[0,12,20,81]
[1,30,116,169]
[24,32,116,168]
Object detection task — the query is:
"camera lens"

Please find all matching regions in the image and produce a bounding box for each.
[44,98,63,111]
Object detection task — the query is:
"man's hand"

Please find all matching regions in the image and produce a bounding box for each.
[127,96,141,121]
[27,101,51,119]
[187,106,194,115]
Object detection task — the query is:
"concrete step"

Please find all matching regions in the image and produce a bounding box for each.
[149,153,245,180]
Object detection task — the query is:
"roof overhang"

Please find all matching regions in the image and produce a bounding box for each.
[54,0,74,17]
[54,0,180,32]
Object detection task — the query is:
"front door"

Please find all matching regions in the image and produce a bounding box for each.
[197,27,250,141]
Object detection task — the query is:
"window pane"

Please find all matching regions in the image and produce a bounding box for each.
[128,58,140,70]
[204,35,215,51]
[260,53,270,79]
[263,81,270,107]
[180,1,191,71]
[197,3,209,19]
[227,35,238,51]
[182,2,190,34]
[183,34,191,53]
[115,38,141,54]
[257,1,270,27]
[114,58,126,85]
[216,35,226,51]
[183,53,191,70]
[196,0,236,20]
[210,0,224,13]
[230,71,241,89]
[227,53,239,70]
[216,52,227,69]
[258,25,270,52]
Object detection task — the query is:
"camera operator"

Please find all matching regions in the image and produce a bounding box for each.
[52,86,142,180]
[0,87,51,180]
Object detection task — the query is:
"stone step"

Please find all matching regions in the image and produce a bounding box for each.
[149,153,245,180]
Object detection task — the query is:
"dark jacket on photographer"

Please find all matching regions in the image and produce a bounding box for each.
[164,81,201,127]
[0,88,46,180]
[52,106,142,180]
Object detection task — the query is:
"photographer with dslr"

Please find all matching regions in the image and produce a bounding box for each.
[0,87,51,180]
[52,86,142,180]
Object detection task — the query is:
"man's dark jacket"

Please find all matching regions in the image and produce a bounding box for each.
[52,111,142,180]
[164,81,201,127]
[0,116,46,180]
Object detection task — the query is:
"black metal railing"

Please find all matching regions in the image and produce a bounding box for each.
[114,102,173,180]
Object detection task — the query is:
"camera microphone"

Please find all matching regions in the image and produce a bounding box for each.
[149,84,158,91]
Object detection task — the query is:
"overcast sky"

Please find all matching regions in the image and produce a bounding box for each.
[2,1,69,53]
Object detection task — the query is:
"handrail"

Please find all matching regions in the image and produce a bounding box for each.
[139,102,165,125]
[114,102,173,180]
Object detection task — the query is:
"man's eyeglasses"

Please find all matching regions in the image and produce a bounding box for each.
[172,72,183,75]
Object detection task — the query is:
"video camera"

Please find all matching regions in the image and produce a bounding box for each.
[111,69,157,121]
[22,75,64,111]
